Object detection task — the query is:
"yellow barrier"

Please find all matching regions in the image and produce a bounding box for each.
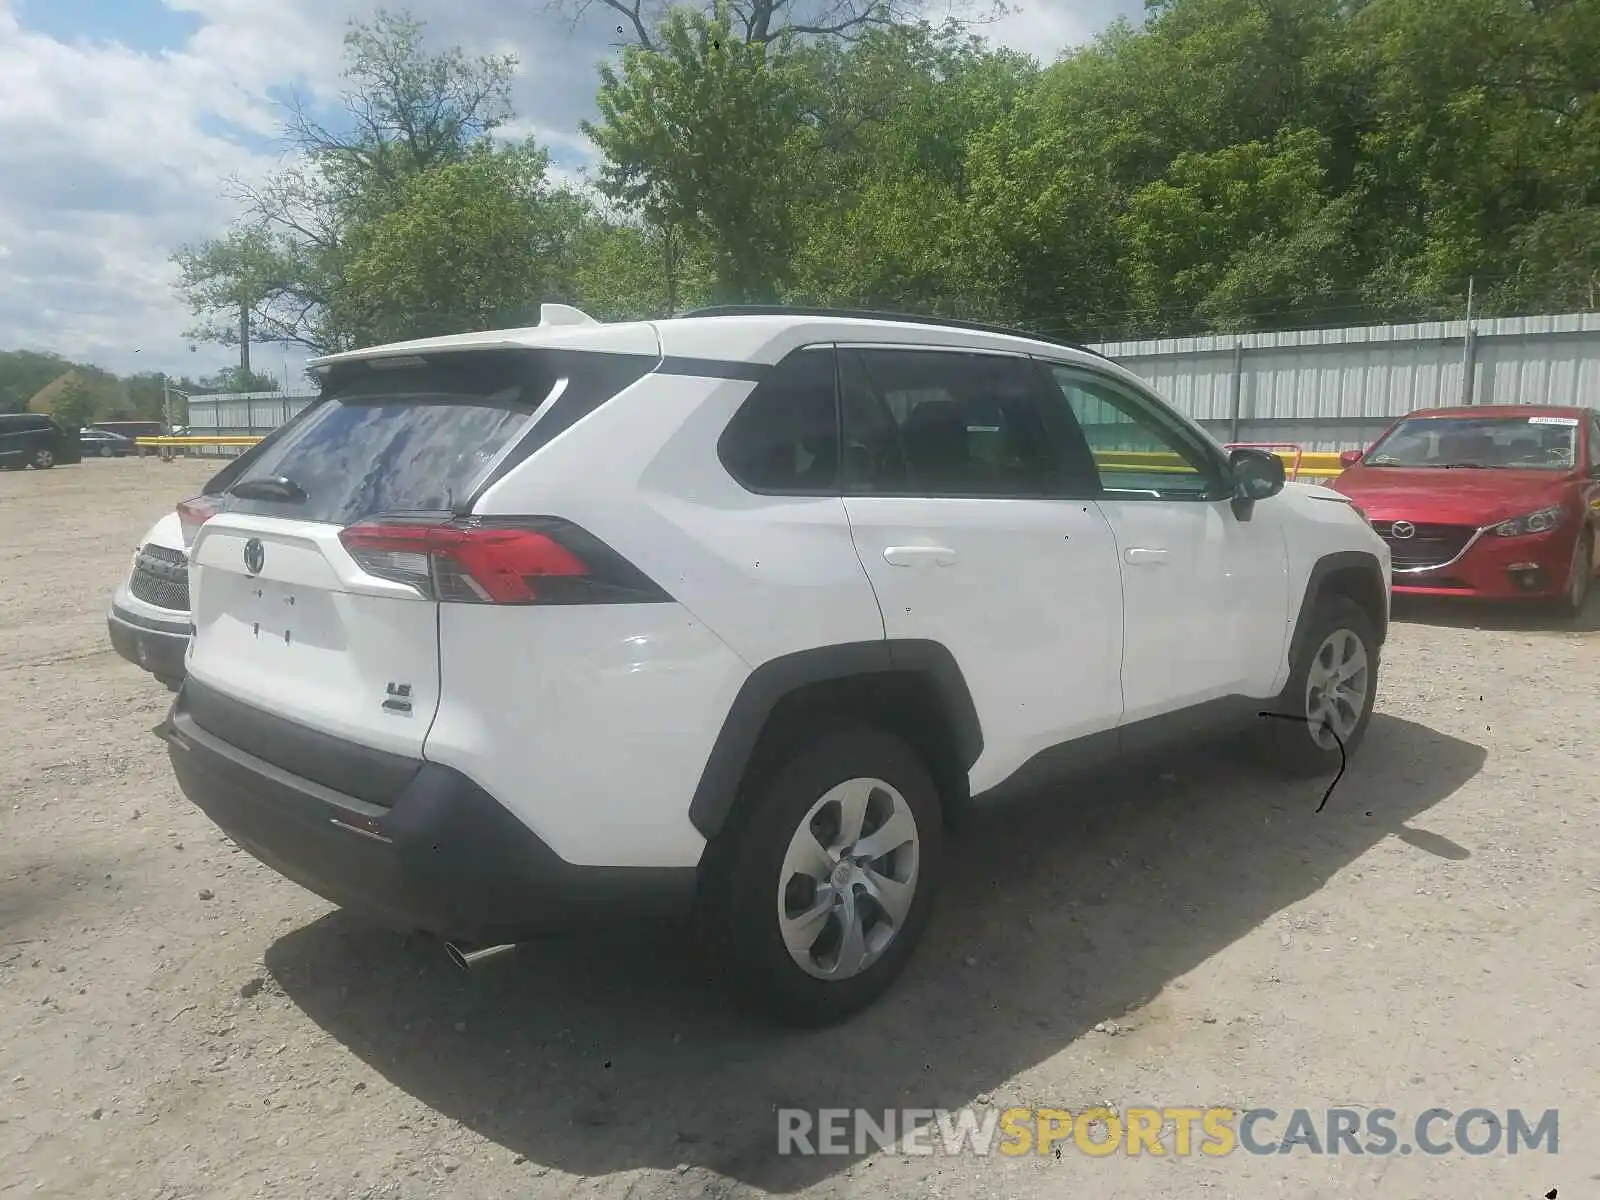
[135,436,263,446]
[1097,450,1344,479]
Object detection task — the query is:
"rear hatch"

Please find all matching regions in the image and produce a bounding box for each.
[184,346,656,777]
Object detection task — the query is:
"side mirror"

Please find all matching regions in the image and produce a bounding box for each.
[1339,449,1364,469]
[1230,447,1287,505]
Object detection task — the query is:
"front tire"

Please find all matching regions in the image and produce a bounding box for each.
[1557,529,1593,619]
[1259,594,1379,778]
[698,725,943,1027]
[31,448,55,469]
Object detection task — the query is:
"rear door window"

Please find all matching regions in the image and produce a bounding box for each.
[222,350,651,524]
[839,348,1074,498]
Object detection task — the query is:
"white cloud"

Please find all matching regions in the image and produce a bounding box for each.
[0,0,1136,381]
[0,2,304,376]
[0,0,613,377]
[982,4,1095,57]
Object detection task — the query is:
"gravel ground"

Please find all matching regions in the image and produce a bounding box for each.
[2,456,1598,1200]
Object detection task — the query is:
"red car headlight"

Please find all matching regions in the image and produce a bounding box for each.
[1490,505,1566,537]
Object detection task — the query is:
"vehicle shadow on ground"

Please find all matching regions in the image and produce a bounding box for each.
[265,713,1485,1192]
[1390,592,1599,633]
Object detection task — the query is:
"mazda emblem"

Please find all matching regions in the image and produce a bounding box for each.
[243,537,265,575]
[1390,521,1416,540]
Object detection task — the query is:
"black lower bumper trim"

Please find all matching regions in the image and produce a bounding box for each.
[108,608,188,682]
[182,675,421,807]
[158,701,698,943]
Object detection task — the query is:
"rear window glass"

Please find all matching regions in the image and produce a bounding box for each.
[222,349,650,525]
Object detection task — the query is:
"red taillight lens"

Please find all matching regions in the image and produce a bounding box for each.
[176,495,220,546]
[338,518,668,606]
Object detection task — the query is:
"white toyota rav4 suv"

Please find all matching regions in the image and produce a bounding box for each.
[158,305,1391,1026]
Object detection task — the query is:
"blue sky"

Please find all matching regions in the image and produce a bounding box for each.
[16,0,202,54]
[0,0,1143,381]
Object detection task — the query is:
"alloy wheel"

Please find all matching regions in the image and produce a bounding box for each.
[776,776,920,982]
[1304,628,1369,750]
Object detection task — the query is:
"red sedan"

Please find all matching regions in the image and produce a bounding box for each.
[1330,405,1600,615]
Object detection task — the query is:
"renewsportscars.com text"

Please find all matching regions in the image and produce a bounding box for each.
[777,1106,1559,1158]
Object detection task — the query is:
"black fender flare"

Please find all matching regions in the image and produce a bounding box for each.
[687,639,982,841]
[1286,550,1390,668]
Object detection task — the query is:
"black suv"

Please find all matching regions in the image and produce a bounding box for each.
[0,413,80,469]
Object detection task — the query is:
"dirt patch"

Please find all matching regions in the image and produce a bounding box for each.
[2,457,1596,1198]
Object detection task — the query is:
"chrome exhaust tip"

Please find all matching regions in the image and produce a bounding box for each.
[444,941,517,972]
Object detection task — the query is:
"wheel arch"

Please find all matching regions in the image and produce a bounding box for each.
[687,639,982,842]
[1287,550,1389,668]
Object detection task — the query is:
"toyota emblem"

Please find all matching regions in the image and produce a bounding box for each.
[243,537,265,575]
[1389,521,1416,540]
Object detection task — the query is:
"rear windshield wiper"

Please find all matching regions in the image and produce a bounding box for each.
[1442,462,1490,469]
[229,475,309,503]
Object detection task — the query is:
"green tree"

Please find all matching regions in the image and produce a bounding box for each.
[173,9,558,355]
[570,210,718,318]
[551,0,998,51]
[51,377,98,430]
[335,142,589,343]
[1340,0,1600,318]
[200,367,283,394]
[784,25,1036,316]
[0,350,73,414]
[584,6,824,301]
[101,373,165,421]
[1119,128,1356,333]
[959,0,1359,339]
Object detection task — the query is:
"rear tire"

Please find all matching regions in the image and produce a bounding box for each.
[1258,594,1379,778]
[697,724,943,1028]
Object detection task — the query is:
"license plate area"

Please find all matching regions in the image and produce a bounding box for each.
[234,577,345,653]
[243,578,293,645]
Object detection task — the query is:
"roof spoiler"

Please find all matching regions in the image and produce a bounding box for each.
[307,304,604,371]
[538,304,600,328]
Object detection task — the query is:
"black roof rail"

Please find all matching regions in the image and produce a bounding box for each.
[676,305,1112,362]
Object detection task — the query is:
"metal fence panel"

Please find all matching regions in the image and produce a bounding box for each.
[1090,311,1600,451]
[185,312,1600,457]
[185,391,315,456]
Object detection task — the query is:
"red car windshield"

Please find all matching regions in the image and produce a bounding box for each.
[1364,415,1578,470]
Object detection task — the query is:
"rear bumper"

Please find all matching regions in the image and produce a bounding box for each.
[108,604,189,684]
[1390,525,1581,599]
[157,693,698,944]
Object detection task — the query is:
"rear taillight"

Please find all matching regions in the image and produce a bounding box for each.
[177,495,220,546]
[337,518,670,605]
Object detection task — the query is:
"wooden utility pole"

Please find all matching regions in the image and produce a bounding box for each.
[661,221,679,318]
[239,300,251,379]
